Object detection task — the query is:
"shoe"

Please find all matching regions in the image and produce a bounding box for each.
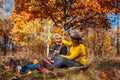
[39,67,50,74]
[16,66,21,72]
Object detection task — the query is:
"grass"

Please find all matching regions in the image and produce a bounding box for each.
[0,52,120,80]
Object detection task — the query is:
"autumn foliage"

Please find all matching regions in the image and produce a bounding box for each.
[13,0,119,29]
[0,0,120,80]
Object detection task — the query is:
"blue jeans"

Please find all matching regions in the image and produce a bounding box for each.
[53,56,83,68]
[21,64,40,72]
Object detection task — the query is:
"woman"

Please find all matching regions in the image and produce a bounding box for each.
[53,31,86,69]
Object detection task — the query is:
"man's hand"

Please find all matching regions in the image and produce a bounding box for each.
[47,57,51,60]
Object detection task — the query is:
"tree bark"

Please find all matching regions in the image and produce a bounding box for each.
[3,32,7,55]
[116,25,119,55]
[115,0,120,55]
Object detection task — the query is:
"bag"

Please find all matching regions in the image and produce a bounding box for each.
[40,58,53,70]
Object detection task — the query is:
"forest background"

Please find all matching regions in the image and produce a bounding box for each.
[0,0,120,80]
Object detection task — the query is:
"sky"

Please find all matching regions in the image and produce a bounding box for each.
[0,0,14,18]
[107,14,120,28]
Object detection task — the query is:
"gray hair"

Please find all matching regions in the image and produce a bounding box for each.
[53,33,62,39]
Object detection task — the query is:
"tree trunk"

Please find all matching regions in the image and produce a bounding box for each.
[3,32,7,55]
[115,0,120,55]
[116,25,119,55]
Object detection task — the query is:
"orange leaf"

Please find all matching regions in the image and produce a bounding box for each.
[102,71,108,79]
[78,70,83,76]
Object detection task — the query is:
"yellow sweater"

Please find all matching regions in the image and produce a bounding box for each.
[61,40,86,65]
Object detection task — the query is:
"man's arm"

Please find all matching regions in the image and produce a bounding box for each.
[59,46,67,55]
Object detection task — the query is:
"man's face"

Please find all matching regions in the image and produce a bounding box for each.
[54,36,62,45]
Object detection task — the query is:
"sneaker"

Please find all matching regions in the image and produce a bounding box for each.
[39,67,50,74]
[16,66,21,72]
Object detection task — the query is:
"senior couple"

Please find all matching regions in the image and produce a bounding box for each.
[10,31,86,73]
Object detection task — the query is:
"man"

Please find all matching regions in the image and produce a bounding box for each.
[10,33,67,72]
[49,33,67,61]
[41,33,67,69]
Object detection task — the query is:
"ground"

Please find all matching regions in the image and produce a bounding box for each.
[0,52,120,80]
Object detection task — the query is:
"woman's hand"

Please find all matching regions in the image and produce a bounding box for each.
[63,31,71,41]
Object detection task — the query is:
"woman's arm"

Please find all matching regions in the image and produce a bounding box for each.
[61,44,85,60]
[62,40,72,47]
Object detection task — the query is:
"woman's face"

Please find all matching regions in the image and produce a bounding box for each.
[54,36,62,45]
[71,38,79,44]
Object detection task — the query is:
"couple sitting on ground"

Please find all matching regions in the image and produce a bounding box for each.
[10,31,86,73]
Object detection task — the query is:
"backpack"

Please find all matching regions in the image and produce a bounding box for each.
[40,58,53,70]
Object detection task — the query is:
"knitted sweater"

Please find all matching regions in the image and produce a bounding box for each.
[61,40,86,65]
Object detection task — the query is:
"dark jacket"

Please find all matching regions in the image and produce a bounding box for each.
[49,43,67,58]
